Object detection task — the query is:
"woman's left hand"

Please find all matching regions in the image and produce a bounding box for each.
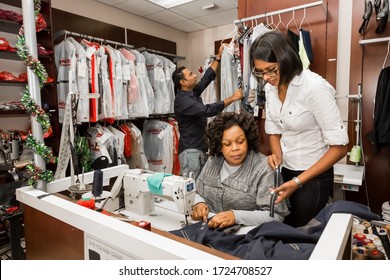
[207,210,235,228]
[273,180,300,204]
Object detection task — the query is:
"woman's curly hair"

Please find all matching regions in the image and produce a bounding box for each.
[206,112,261,157]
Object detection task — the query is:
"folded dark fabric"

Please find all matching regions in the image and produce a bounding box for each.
[170,200,380,260]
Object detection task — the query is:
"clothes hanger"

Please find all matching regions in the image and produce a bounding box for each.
[266,14,277,30]
[299,8,313,32]
[239,19,255,43]
[382,40,390,69]
[221,24,240,45]
[276,13,287,31]
[287,9,299,32]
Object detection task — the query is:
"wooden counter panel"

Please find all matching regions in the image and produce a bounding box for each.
[24,205,84,260]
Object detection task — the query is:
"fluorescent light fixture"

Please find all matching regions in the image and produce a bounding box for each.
[147,0,195,9]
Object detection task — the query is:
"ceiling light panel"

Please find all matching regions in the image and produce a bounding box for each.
[147,0,196,9]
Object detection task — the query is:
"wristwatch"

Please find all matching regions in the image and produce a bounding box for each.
[215,57,221,62]
[292,176,303,188]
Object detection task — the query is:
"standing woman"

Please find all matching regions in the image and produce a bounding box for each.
[250,31,348,227]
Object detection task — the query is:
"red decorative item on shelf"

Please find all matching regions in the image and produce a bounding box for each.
[37,44,53,56]
[0,71,25,82]
[7,45,16,52]
[18,72,27,82]
[0,37,9,51]
[35,13,47,32]
[0,9,23,24]
[45,76,54,83]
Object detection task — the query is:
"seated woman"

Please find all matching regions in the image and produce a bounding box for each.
[191,112,290,228]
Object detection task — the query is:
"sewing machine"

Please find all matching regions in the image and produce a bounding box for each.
[102,169,195,226]
[122,169,195,216]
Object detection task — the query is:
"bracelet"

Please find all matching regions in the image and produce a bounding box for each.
[215,58,221,62]
[292,176,303,188]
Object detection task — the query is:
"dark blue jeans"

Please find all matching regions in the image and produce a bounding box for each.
[282,167,334,227]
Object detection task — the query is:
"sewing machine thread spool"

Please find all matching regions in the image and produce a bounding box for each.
[349,145,361,163]
[367,249,385,260]
[365,242,376,250]
[352,247,368,260]
[92,169,103,198]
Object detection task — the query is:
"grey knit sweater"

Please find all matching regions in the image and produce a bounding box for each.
[196,150,290,226]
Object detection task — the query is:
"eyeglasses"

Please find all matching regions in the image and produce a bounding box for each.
[252,65,279,79]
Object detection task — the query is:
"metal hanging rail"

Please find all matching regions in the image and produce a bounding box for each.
[359,37,390,45]
[53,29,134,49]
[137,47,185,62]
[234,0,326,25]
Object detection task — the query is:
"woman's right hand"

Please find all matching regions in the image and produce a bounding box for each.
[267,153,282,170]
[191,202,209,222]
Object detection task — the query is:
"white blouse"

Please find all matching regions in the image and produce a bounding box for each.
[265,69,348,170]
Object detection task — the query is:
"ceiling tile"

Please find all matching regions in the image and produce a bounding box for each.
[145,10,188,25]
[96,0,127,5]
[115,0,164,16]
[193,8,237,28]
[170,0,237,18]
[170,19,207,32]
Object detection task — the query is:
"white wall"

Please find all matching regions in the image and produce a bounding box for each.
[185,23,235,73]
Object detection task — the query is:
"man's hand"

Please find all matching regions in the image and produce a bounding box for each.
[232,88,244,101]
[217,43,228,60]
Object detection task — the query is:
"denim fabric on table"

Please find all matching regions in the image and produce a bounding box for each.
[170,200,380,260]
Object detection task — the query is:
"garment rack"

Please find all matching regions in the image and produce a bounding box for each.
[137,47,185,63]
[359,37,390,45]
[234,0,326,25]
[53,29,134,49]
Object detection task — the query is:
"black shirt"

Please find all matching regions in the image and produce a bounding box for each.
[174,67,225,154]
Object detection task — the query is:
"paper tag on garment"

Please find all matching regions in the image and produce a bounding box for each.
[78,60,87,77]
[86,47,95,59]
[115,63,122,79]
[96,55,101,75]
[157,127,168,139]
[253,105,259,117]
[122,64,131,80]
[98,131,111,144]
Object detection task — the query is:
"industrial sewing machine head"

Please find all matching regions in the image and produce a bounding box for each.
[121,169,196,221]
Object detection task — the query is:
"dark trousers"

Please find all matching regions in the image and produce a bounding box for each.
[282,167,334,227]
